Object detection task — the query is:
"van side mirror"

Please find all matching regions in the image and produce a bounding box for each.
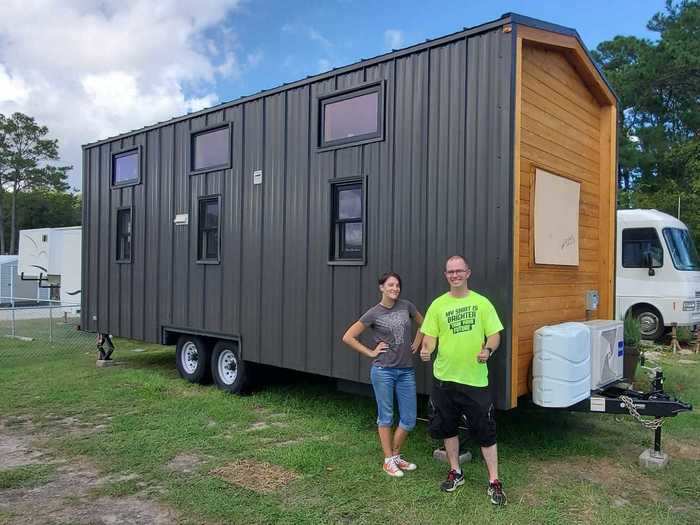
[642,252,656,277]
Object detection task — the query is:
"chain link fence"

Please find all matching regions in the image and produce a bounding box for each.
[0,297,94,363]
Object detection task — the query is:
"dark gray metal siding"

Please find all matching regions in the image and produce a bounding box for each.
[81,26,515,408]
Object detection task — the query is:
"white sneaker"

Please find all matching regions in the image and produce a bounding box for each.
[383,459,404,477]
[394,455,417,471]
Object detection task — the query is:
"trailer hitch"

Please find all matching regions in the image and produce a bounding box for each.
[570,368,692,456]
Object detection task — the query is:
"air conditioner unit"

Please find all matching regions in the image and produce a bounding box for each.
[584,320,624,390]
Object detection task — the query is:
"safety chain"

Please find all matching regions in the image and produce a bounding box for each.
[619,395,664,430]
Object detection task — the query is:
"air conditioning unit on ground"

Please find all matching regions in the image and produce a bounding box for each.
[584,320,624,390]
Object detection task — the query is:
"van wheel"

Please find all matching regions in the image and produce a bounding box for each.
[635,307,664,341]
[211,341,247,393]
[175,335,211,383]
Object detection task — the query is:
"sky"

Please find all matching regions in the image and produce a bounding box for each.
[0,0,666,190]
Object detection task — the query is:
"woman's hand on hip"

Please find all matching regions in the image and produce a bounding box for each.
[369,342,389,358]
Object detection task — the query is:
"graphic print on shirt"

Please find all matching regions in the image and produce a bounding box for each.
[445,305,478,335]
[375,311,409,347]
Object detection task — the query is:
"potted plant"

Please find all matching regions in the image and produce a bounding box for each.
[623,314,641,383]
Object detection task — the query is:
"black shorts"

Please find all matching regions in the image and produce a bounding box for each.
[428,380,497,447]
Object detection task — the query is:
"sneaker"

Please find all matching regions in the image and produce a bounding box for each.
[394,455,417,471]
[488,479,507,505]
[383,459,404,478]
[440,469,464,492]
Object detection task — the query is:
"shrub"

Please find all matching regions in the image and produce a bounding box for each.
[624,314,641,348]
[675,325,693,344]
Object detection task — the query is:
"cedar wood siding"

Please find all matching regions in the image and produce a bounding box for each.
[513,40,616,399]
[81,25,516,408]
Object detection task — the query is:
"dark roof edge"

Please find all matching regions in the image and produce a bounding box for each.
[507,13,620,104]
[83,15,514,149]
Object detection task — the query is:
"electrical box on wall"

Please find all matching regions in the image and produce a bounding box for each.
[585,290,600,311]
[253,170,263,185]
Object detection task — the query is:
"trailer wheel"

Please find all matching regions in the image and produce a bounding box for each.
[634,306,664,341]
[175,335,211,384]
[211,341,247,393]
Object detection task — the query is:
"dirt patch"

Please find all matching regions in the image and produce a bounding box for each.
[520,457,663,506]
[211,459,299,494]
[0,418,179,524]
[664,438,700,461]
[165,453,206,474]
[246,421,270,432]
[0,432,46,469]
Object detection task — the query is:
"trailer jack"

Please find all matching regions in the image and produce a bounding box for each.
[96,333,115,361]
[569,368,692,469]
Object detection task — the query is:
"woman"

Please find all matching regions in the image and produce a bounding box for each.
[342,272,424,477]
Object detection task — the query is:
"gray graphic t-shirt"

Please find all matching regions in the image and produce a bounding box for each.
[359,299,418,368]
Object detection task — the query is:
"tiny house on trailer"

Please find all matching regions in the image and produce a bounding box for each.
[81,13,618,410]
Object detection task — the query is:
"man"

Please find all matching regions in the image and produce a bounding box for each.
[420,255,506,505]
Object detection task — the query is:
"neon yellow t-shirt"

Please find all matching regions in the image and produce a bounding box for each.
[420,291,503,387]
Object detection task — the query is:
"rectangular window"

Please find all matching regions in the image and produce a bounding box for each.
[330,180,364,262]
[622,228,663,268]
[198,196,220,262]
[116,208,132,262]
[191,125,230,173]
[112,148,140,187]
[320,85,382,148]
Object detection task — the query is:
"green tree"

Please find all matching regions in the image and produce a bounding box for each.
[0,112,72,254]
[1,190,81,244]
[592,1,700,242]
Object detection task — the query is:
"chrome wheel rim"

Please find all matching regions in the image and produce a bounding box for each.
[638,312,660,338]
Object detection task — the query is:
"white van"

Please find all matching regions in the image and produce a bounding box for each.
[616,209,700,339]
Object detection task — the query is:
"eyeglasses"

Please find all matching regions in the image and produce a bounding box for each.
[445,269,468,276]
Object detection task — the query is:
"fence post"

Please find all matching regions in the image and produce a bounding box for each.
[11,264,16,338]
[49,301,53,343]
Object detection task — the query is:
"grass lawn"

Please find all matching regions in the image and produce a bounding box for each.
[0,337,698,525]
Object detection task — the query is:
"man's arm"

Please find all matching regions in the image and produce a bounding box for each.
[477,332,501,363]
[419,334,437,362]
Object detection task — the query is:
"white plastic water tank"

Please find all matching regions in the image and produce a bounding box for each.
[533,322,591,408]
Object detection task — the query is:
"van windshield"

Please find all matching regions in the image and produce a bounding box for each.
[663,228,700,271]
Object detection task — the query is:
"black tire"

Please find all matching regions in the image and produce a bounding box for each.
[210,340,248,393]
[175,335,211,383]
[634,306,665,341]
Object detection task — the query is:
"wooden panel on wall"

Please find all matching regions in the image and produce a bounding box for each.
[514,41,614,399]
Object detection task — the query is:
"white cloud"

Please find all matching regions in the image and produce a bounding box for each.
[0,0,248,189]
[282,23,333,49]
[384,29,404,50]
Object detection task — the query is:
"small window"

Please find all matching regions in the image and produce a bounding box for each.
[330,180,364,262]
[191,125,230,173]
[320,85,382,148]
[112,148,140,187]
[116,208,132,262]
[622,228,663,268]
[198,196,220,262]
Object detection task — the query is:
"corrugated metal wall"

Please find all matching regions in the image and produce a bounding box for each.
[82,26,515,407]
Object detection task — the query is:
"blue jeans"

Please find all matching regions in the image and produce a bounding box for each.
[370,366,417,431]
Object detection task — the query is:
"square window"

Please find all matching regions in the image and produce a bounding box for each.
[112,149,140,187]
[320,85,382,148]
[198,196,220,262]
[191,126,230,173]
[330,180,364,263]
[116,208,132,262]
[622,228,663,268]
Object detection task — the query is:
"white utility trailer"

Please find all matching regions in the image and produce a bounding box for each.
[17,226,82,314]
